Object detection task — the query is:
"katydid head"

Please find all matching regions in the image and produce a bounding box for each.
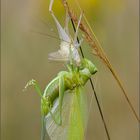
[80,58,98,75]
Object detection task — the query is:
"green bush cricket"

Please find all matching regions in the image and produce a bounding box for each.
[24,0,98,139]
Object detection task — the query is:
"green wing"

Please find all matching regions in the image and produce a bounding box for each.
[68,87,88,140]
[45,87,87,140]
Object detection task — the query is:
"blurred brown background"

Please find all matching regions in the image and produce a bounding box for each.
[1,0,139,140]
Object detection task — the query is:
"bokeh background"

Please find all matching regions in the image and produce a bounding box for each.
[1,0,139,140]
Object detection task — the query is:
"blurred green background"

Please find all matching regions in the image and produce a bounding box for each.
[1,0,139,140]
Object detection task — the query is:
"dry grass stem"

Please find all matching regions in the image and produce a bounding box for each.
[61,0,140,122]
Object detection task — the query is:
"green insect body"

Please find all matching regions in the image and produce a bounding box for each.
[24,1,98,139]
[25,58,97,122]
[25,58,97,140]
[41,58,97,118]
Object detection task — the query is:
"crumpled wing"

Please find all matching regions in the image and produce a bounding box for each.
[45,87,88,140]
[48,50,69,61]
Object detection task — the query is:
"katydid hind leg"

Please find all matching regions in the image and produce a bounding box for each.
[43,78,64,125]
[49,0,70,42]
[73,12,83,46]
[58,75,65,125]
[64,10,70,35]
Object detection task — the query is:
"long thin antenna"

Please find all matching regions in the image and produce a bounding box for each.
[30,30,71,43]
[70,19,111,140]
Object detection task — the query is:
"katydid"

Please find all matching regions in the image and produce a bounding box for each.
[24,0,97,140]
[25,58,97,140]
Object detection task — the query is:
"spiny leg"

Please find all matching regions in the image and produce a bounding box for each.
[73,12,83,47]
[64,9,70,36]
[69,12,84,65]
[41,74,65,126]
[58,74,65,125]
[49,0,70,43]
[42,76,65,125]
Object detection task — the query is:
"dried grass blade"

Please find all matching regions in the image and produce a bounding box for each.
[61,0,140,123]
